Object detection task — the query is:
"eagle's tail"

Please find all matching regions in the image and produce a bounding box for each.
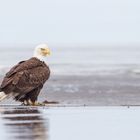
[0,91,8,101]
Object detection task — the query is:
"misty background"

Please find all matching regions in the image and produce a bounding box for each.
[0,0,139,45]
[0,0,140,76]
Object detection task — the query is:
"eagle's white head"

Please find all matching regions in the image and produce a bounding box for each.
[33,43,51,61]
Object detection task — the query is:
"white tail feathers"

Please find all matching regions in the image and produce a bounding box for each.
[0,92,8,101]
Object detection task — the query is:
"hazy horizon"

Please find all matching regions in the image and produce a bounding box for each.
[0,0,139,45]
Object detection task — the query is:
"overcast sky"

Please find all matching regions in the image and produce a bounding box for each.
[0,0,139,45]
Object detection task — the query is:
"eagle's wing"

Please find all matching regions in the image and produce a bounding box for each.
[1,58,50,93]
[12,66,50,94]
[0,61,25,88]
[6,58,42,77]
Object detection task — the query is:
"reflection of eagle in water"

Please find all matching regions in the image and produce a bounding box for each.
[1,108,48,139]
[0,44,51,105]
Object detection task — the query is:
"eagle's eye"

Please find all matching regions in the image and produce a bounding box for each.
[40,48,46,51]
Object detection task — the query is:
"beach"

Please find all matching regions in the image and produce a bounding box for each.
[0,45,140,106]
[42,74,140,106]
[0,45,140,140]
[1,72,140,106]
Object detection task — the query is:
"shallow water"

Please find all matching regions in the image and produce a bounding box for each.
[0,106,140,140]
[0,106,48,140]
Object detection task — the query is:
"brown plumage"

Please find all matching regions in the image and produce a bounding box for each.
[0,44,51,105]
[0,57,50,104]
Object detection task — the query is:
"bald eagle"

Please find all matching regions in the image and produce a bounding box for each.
[0,44,51,106]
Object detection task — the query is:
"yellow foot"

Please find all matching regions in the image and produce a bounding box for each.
[21,100,59,106]
[32,102,45,106]
[22,100,45,106]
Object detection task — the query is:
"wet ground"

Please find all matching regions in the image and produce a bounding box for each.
[1,46,140,139]
[1,73,140,106]
[1,72,140,140]
[0,106,140,140]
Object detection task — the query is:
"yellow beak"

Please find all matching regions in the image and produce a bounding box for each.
[45,48,51,56]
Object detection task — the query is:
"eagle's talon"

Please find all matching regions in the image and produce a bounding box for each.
[21,100,38,106]
[35,102,45,106]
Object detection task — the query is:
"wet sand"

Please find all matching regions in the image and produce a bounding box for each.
[43,74,140,106]
[1,73,140,106]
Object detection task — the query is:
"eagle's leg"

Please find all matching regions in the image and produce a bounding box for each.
[21,100,45,106]
[32,101,45,106]
[22,100,59,106]
[21,86,43,106]
[20,87,58,106]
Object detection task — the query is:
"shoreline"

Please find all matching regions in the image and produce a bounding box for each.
[0,73,140,106]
